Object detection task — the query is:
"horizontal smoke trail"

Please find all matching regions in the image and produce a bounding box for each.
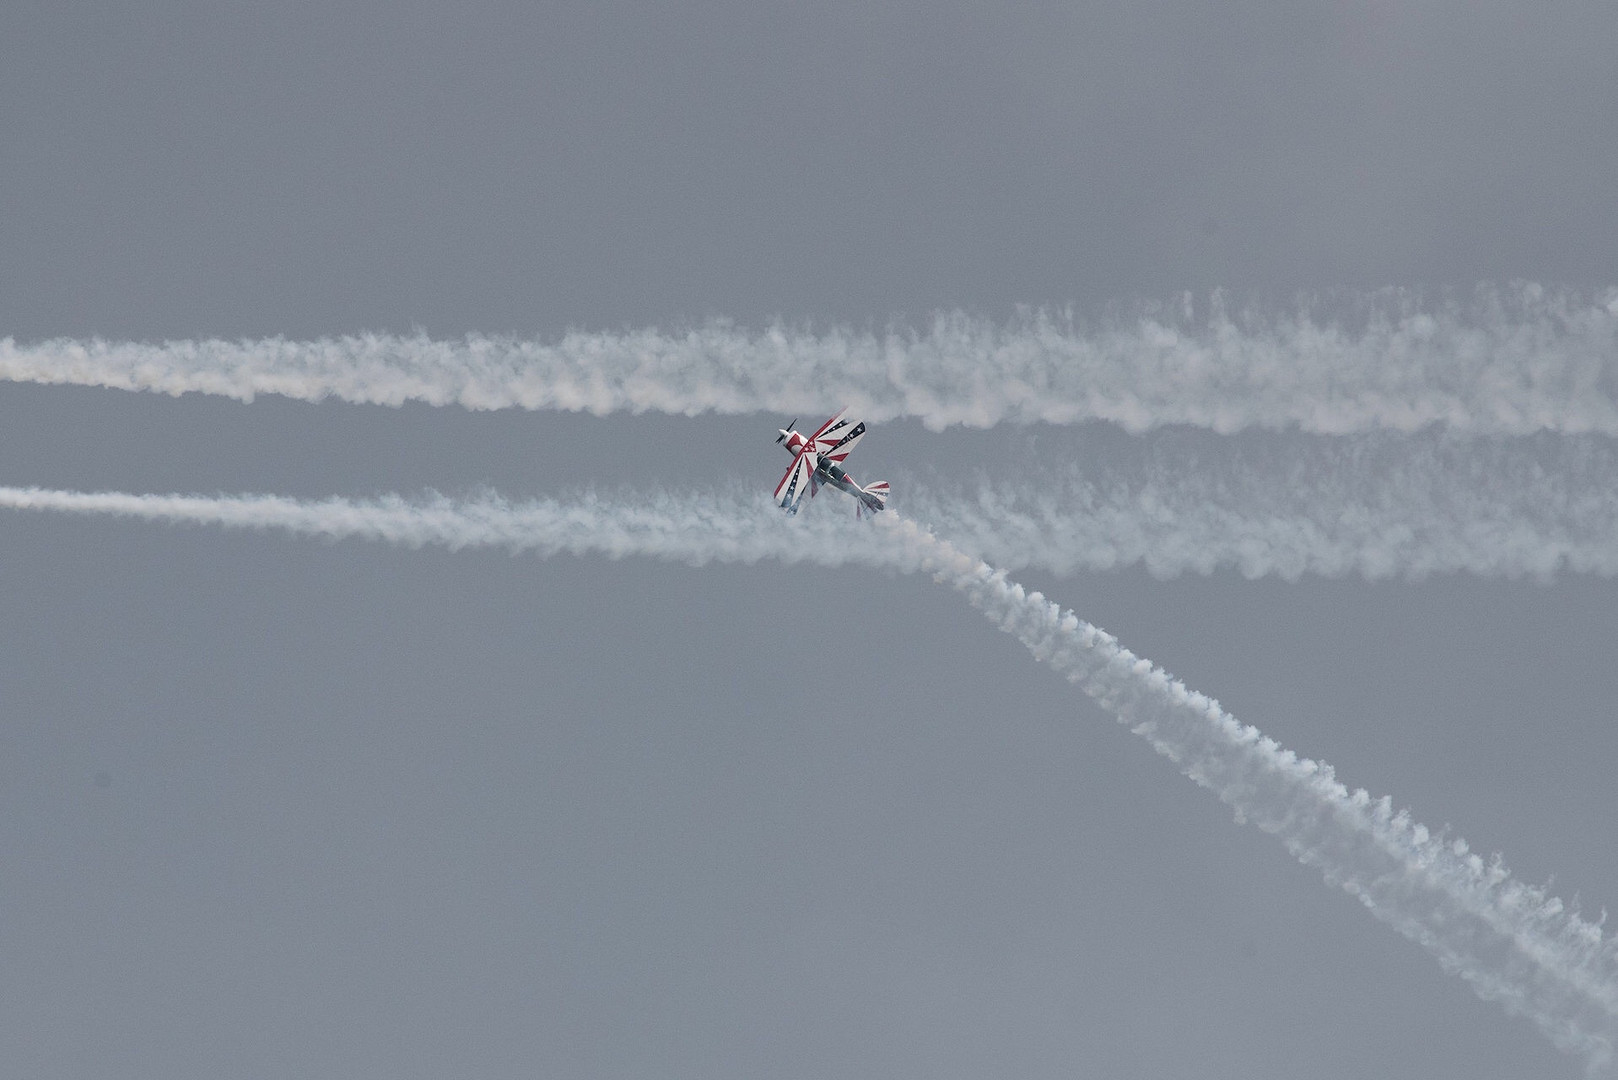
[10,436,1618,589]
[0,486,887,567]
[5,284,1618,433]
[905,433,1618,580]
[3,483,1616,1069]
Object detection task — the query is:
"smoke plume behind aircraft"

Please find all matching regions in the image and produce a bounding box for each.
[3,482,1615,1071]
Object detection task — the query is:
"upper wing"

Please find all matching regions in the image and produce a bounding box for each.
[773,450,819,514]
[808,409,847,444]
[810,409,867,463]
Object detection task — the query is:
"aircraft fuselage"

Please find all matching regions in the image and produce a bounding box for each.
[778,430,879,509]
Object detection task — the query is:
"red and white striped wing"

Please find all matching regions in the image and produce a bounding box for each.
[810,409,867,463]
[773,450,819,514]
[808,409,847,444]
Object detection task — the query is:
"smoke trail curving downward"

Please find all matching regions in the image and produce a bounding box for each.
[898,519,1618,1075]
[2,484,1615,1070]
[5,284,1618,433]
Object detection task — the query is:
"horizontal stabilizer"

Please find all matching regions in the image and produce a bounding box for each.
[856,480,890,518]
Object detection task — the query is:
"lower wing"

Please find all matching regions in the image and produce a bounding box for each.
[773,450,819,514]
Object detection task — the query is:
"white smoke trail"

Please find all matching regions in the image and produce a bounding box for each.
[0,486,881,567]
[901,521,1618,1075]
[904,433,1618,580]
[2,483,1616,1069]
[6,283,1617,433]
[12,431,1618,589]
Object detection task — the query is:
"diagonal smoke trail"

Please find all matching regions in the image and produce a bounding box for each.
[2,484,1616,1070]
[897,519,1618,1076]
[5,284,1618,434]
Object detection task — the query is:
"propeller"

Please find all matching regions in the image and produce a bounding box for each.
[775,417,798,444]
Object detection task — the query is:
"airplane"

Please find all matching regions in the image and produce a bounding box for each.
[773,408,890,516]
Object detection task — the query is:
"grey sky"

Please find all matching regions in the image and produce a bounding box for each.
[4,0,1616,337]
[3,2,1617,1077]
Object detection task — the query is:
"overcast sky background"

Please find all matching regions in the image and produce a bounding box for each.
[3,2,1618,1077]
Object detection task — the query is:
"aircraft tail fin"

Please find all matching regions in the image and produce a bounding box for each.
[856,480,890,518]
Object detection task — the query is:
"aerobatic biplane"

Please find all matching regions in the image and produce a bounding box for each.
[772,409,890,517]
